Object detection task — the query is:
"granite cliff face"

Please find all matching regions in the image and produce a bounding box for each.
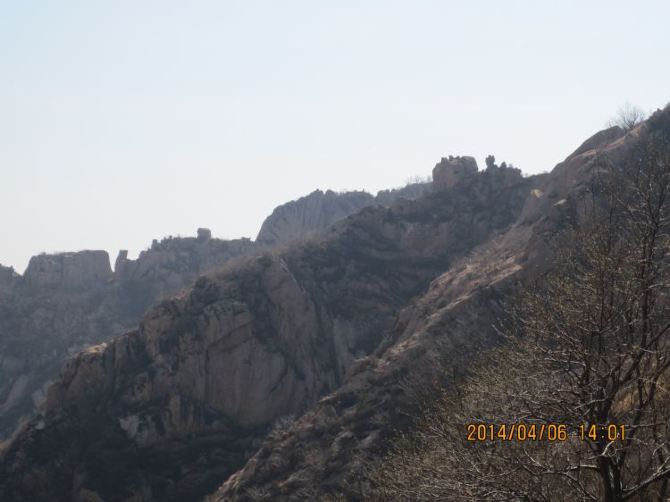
[431,155,478,190]
[23,251,113,289]
[1,108,659,501]
[256,183,430,247]
[256,190,374,246]
[0,233,254,440]
[0,265,18,291]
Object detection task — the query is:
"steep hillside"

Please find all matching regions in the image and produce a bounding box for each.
[0,158,532,501]
[214,123,650,499]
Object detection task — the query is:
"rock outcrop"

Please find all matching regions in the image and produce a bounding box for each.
[432,155,478,190]
[0,184,431,444]
[374,181,430,205]
[23,250,113,289]
[256,183,431,247]
[112,234,255,307]
[0,232,255,440]
[0,265,17,291]
[256,190,375,246]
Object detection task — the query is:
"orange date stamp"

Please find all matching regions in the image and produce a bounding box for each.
[466,423,626,442]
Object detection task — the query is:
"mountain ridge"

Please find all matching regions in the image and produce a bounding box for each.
[2,109,662,501]
[1,155,534,500]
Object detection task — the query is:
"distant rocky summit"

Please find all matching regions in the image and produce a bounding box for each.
[256,189,375,246]
[0,232,254,440]
[431,155,478,190]
[256,182,430,247]
[0,265,18,291]
[24,250,112,288]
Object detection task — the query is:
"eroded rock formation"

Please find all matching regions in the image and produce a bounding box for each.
[0,233,254,440]
[23,250,112,289]
[256,183,430,247]
[432,155,478,190]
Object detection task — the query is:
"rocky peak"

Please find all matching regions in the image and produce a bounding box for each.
[113,231,254,290]
[482,157,525,188]
[0,230,255,441]
[23,250,112,289]
[114,249,129,275]
[197,227,212,241]
[256,189,376,246]
[432,155,479,190]
[0,265,18,291]
[256,184,432,248]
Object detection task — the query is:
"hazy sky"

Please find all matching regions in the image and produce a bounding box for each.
[2,1,669,273]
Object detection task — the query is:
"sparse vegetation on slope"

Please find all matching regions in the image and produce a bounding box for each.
[371,108,670,502]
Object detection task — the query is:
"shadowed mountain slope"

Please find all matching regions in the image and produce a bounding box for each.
[1,160,532,501]
[0,234,254,440]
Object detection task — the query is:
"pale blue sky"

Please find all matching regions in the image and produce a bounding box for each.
[1,1,669,273]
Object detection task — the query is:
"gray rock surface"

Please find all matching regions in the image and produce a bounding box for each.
[0,232,255,440]
[256,183,431,247]
[432,155,479,190]
[23,250,112,288]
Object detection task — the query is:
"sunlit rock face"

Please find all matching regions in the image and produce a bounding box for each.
[256,189,376,246]
[0,265,18,291]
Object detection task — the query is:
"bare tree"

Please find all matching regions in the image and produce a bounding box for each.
[609,102,647,132]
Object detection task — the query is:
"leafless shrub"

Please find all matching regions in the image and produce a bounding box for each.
[266,414,296,442]
[608,102,647,132]
[243,486,271,501]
